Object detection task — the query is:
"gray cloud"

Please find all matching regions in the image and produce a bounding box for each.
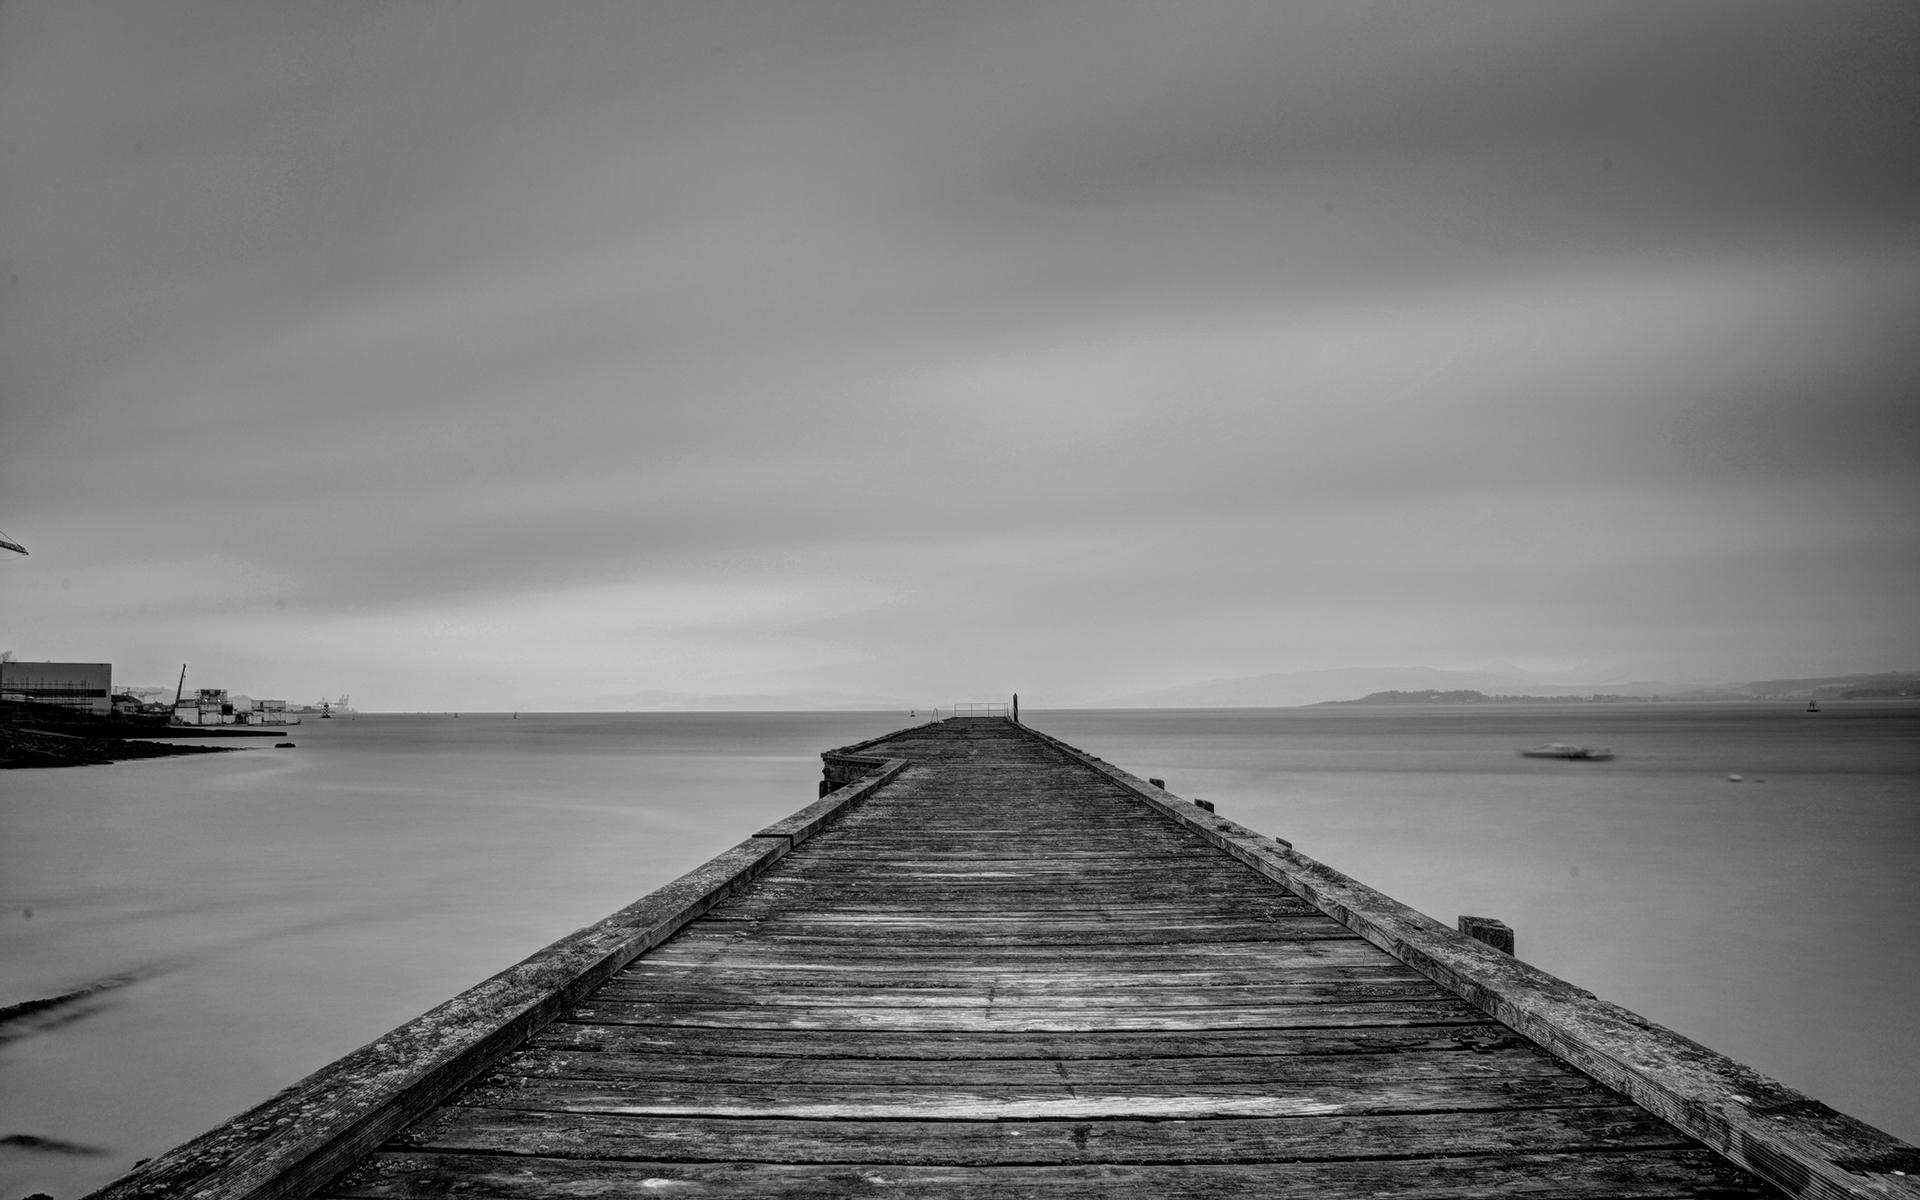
[2,2,1915,706]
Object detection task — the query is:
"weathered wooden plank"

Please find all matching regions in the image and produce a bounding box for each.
[675,897,1344,919]
[751,886,1269,902]
[486,1046,1565,1086]
[563,998,1488,1031]
[323,1148,1778,1199]
[808,830,1199,843]
[723,877,1316,895]
[586,980,1454,1008]
[690,916,1355,938]
[694,907,1347,929]
[717,884,1322,903]
[529,1021,1514,1059]
[449,1072,1617,1119]
[613,964,1429,988]
[765,855,1239,870]
[643,938,1371,965]
[700,901,1318,918]
[778,845,1224,858]
[392,1104,1692,1165]
[642,934,1383,962]
[669,923,1359,946]
[731,880,1301,899]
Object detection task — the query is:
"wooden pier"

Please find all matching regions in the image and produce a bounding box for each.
[95,717,1919,1199]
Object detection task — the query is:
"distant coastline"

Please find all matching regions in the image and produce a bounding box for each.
[0,700,236,769]
[1317,689,1654,706]
[1099,668,1920,709]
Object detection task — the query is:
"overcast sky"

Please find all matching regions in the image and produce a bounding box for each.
[2,1,1916,709]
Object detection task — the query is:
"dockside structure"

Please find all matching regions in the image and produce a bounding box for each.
[89,717,1920,1199]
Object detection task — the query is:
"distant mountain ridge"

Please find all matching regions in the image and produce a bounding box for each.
[1092,667,1920,709]
[1093,666,1641,709]
[1319,689,1653,706]
[1738,672,1920,699]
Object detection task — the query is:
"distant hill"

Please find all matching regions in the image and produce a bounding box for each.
[1319,689,1652,706]
[1093,666,1679,709]
[1736,672,1920,699]
[1092,666,1920,708]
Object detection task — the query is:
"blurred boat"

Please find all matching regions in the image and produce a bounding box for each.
[1520,743,1613,761]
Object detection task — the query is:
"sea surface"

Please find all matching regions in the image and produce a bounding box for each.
[2,704,1916,1197]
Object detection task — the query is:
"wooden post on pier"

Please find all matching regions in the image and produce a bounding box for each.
[1458,914,1515,955]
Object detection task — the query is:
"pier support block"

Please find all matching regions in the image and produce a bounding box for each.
[1458,915,1515,956]
[820,751,884,795]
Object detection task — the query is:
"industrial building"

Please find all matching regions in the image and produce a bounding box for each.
[0,661,113,716]
[173,687,231,726]
[171,688,296,726]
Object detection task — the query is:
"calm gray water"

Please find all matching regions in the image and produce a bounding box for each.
[2,704,1915,1197]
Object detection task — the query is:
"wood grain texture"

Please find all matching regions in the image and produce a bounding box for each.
[328,1149,1778,1198]
[561,996,1491,1032]
[446,1073,1615,1120]
[525,1021,1519,1059]
[393,1104,1693,1164]
[484,1045,1555,1086]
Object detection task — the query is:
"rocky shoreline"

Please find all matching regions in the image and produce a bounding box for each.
[0,723,232,769]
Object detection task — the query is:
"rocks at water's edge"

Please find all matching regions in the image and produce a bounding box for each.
[0,723,231,769]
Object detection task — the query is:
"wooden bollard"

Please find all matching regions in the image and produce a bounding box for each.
[1148,777,1166,789]
[1194,799,1215,813]
[1458,915,1515,956]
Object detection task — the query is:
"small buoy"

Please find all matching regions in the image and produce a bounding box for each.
[276,741,296,748]
[1728,773,1743,782]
